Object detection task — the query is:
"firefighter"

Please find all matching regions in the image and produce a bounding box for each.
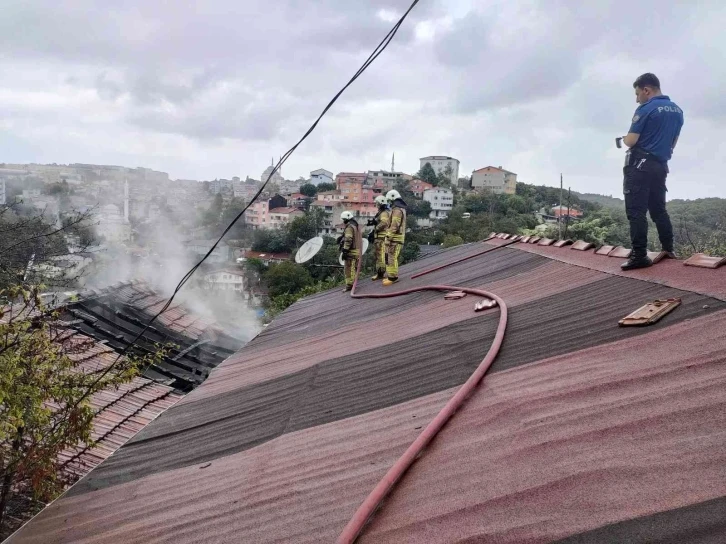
[367,195,391,281]
[339,210,361,292]
[382,189,407,286]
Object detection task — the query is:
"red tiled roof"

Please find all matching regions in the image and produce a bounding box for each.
[10,243,726,543]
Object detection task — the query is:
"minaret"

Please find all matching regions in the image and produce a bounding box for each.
[123,179,129,223]
[391,153,395,173]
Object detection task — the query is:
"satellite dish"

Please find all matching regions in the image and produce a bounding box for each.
[338,238,369,266]
[295,236,324,263]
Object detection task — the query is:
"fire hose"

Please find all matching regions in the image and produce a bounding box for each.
[336,240,510,543]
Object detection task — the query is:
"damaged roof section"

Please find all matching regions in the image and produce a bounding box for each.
[60,281,243,391]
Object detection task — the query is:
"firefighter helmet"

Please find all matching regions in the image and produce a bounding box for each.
[340,210,354,222]
[385,189,402,202]
[374,195,388,206]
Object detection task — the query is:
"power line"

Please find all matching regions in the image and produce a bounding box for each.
[71,0,422,407]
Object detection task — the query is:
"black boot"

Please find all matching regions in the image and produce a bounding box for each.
[621,254,653,271]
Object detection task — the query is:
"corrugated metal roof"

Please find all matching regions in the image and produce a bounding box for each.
[9,242,726,543]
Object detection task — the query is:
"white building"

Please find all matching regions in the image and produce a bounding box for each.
[471,166,517,194]
[419,156,460,185]
[423,187,454,221]
[310,168,334,186]
[261,160,284,185]
[202,269,245,292]
[96,204,131,242]
[184,240,230,263]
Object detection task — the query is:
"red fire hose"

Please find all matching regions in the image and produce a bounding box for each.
[337,243,509,543]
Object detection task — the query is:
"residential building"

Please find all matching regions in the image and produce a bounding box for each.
[365,170,411,192]
[310,200,347,235]
[286,193,310,209]
[202,269,245,292]
[551,205,583,218]
[423,187,454,221]
[409,179,434,198]
[310,169,334,186]
[244,195,288,229]
[419,156,460,185]
[184,239,230,263]
[316,190,345,203]
[210,178,234,195]
[279,179,302,195]
[471,166,517,194]
[335,173,365,201]
[268,207,303,229]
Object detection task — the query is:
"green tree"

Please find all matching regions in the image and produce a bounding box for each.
[408,199,432,219]
[400,241,420,264]
[299,183,317,197]
[442,234,464,248]
[0,286,165,537]
[316,182,336,193]
[416,163,438,186]
[286,208,325,248]
[264,261,313,298]
[252,229,290,254]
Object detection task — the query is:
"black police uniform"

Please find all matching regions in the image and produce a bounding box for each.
[623,95,684,260]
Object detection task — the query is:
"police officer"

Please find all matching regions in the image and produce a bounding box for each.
[367,195,391,281]
[382,189,407,286]
[620,73,684,270]
[339,210,361,292]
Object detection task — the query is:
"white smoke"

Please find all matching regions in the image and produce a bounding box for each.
[83,212,261,342]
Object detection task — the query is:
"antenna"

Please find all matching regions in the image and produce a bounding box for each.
[295,236,324,263]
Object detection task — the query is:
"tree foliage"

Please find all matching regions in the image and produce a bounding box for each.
[316,182,336,193]
[0,286,165,537]
[298,183,317,197]
[264,261,313,298]
[416,162,438,186]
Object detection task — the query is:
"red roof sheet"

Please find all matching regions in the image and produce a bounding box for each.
[9,242,726,543]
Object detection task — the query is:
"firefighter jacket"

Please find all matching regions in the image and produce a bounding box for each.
[373,208,391,240]
[386,201,407,244]
[341,219,361,257]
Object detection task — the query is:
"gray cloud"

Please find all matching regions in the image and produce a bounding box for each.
[0,0,724,199]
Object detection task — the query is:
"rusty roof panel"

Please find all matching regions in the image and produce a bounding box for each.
[596,245,616,255]
[572,240,595,251]
[609,246,632,258]
[684,253,726,269]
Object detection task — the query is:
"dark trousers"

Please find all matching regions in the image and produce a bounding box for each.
[623,159,674,257]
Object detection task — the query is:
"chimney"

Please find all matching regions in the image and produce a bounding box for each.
[498,165,502,169]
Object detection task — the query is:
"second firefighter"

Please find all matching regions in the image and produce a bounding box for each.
[383,189,407,286]
[368,195,391,281]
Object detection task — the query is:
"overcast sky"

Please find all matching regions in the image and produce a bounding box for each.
[1,0,724,199]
